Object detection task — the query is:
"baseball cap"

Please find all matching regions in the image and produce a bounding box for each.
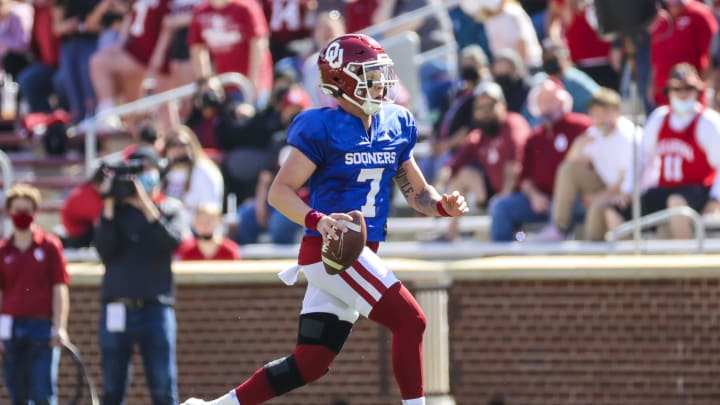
[128,145,161,169]
[473,81,505,103]
[281,86,312,111]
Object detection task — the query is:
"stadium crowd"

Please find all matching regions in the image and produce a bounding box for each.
[1,0,720,402]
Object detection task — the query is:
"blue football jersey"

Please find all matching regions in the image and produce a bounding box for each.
[287,104,418,242]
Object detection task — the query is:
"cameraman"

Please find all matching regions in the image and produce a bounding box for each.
[93,146,187,405]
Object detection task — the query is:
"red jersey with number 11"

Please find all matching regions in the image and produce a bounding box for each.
[657,111,716,187]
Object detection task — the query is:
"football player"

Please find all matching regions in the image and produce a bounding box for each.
[181,34,468,405]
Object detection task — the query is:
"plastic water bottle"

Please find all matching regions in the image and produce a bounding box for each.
[1,74,19,121]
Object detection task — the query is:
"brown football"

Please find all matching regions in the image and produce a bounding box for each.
[322,210,367,275]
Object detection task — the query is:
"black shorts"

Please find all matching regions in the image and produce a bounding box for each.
[168,28,190,61]
[615,185,710,220]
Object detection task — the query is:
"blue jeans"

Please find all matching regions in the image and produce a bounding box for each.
[236,200,301,244]
[59,36,97,122]
[99,304,177,405]
[17,63,64,113]
[2,318,59,405]
[489,192,551,241]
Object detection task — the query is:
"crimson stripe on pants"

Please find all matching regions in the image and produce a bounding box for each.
[339,271,377,306]
[351,261,389,295]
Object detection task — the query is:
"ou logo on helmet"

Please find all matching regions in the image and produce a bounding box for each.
[325,42,344,69]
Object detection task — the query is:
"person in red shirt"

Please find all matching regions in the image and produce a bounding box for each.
[650,0,717,106]
[550,0,619,90]
[60,166,104,248]
[176,203,241,260]
[0,183,70,405]
[90,0,170,119]
[189,0,273,103]
[607,63,720,239]
[344,0,380,33]
[262,0,316,61]
[489,79,591,241]
[435,81,531,240]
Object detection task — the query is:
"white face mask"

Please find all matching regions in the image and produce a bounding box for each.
[669,97,696,115]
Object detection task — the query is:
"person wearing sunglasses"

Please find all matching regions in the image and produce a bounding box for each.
[606,63,720,239]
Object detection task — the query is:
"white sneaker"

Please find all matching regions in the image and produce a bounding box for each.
[532,224,567,242]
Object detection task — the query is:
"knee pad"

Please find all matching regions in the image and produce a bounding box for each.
[263,355,304,396]
[297,313,353,354]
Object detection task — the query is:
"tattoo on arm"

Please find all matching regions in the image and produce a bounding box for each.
[394,167,414,198]
[415,188,435,214]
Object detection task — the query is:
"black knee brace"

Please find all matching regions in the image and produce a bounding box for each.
[264,355,304,395]
[297,312,353,354]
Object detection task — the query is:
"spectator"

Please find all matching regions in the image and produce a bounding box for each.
[344,0,380,33]
[52,0,107,123]
[17,0,63,114]
[144,0,201,123]
[60,164,104,248]
[607,64,720,239]
[262,0,317,62]
[651,0,717,106]
[420,44,490,184]
[534,87,636,241]
[162,125,224,220]
[216,81,300,203]
[550,0,618,90]
[492,47,531,113]
[0,183,70,405]
[302,10,345,108]
[0,0,33,78]
[90,0,170,125]
[435,82,531,241]
[450,2,492,58]
[188,0,273,104]
[471,0,543,71]
[538,41,600,115]
[175,203,240,260]
[94,145,186,405]
[489,79,591,241]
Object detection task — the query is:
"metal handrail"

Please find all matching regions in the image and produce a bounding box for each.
[360,0,459,38]
[605,207,706,254]
[81,72,255,176]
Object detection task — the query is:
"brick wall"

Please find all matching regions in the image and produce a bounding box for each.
[4,267,720,404]
[449,279,720,405]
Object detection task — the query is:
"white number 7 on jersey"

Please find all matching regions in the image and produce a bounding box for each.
[357,168,383,218]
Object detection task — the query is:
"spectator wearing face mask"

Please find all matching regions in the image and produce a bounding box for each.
[162,125,224,221]
[492,47,531,113]
[420,44,491,184]
[435,82,531,241]
[175,203,240,260]
[606,63,720,239]
[94,145,188,405]
[0,183,70,405]
[489,79,591,241]
[536,40,599,117]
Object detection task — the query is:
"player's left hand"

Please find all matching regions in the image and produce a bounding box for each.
[440,190,469,217]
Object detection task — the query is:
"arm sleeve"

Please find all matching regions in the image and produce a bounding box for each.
[696,111,720,199]
[286,111,327,165]
[447,132,478,176]
[47,237,69,285]
[149,204,185,254]
[398,109,418,164]
[93,217,121,261]
[518,137,535,183]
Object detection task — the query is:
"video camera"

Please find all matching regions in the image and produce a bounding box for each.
[105,159,145,200]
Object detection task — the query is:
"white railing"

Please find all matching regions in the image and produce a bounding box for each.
[605,207,706,254]
[80,72,255,176]
[0,149,13,194]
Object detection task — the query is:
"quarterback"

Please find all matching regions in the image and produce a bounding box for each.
[182,34,467,405]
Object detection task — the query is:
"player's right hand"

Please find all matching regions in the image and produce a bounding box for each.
[317,213,353,241]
